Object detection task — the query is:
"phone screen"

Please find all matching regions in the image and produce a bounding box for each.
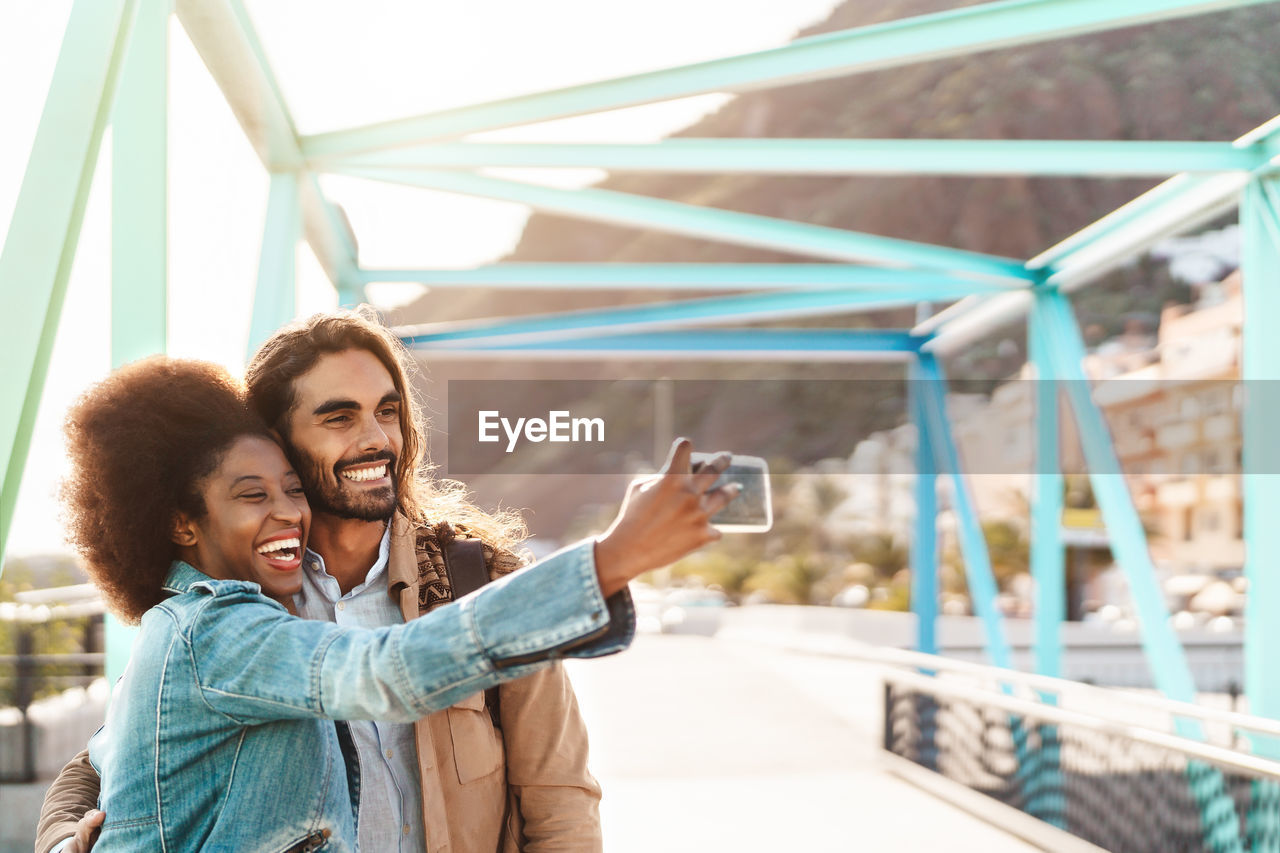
[690,452,772,533]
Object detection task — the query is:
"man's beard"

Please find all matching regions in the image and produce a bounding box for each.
[292,447,398,522]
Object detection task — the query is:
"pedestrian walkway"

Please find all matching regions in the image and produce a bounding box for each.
[566,634,1038,852]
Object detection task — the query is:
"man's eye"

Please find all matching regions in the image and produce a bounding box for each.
[377,407,398,419]
[325,415,351,425]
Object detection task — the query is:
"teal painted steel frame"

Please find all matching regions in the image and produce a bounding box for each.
[301,0,1278,157]
[112,0,170,367]
[107,0,171,686]
[1242,179,1280,768]
[1031,289,1247,853]
[1028,304,1065,679]
[402,328,924,358]
[0,0,139,561]
[399,289,992,348]
[172,0,361,301]
[908,361,939,656]
[336,167,1031,282]
[1027,288,1067,830]
[247,173,301,359]
[1030,289,1197,702]
[325,139,1268,177]
[360,263,1022,293]
[913,352,1013,669]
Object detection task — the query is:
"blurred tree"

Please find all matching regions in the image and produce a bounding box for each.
[0,558,91,707]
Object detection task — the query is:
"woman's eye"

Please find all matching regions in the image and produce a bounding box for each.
[287,486,306,496]
[240,492,267,501]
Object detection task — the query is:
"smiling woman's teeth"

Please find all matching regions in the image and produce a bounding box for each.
[342,464,387,482]
[257,537,300,557]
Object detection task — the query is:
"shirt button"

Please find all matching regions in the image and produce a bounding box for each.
[336,601,346,611]
[385,748,393,759]
[402,825,411,836]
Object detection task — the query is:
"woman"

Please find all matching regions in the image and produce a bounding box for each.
[62,357,729,851]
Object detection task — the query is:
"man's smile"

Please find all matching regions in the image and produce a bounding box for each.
[341,461,389,483]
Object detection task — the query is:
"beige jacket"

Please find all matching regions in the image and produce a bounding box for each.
[391,515,603,853]
[36,516,602,853]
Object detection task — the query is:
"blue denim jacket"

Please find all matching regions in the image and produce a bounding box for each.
[87,539,633,852]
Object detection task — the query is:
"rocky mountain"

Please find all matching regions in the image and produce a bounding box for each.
[391,0,1280,539]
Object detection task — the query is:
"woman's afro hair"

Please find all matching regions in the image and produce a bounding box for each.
[62,357,270,623]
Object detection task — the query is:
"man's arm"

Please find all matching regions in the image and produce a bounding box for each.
[499,664,602,852]
[35,748,102,853]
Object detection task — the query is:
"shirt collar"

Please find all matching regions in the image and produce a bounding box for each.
[303,523,393,595]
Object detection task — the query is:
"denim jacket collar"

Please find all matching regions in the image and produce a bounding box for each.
[160,560,212,596]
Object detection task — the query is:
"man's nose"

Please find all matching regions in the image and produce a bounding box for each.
[358,415,391,453]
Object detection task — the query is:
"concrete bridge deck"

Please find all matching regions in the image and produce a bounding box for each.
[567,633,1040,852]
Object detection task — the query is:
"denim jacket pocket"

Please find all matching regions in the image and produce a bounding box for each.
[447,690,504,783]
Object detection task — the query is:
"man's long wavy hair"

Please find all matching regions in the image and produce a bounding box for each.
[244,308,526,550]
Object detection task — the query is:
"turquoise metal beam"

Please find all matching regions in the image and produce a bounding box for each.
[0,0,138,565]
[1026,298,1070,830]
[1026,301,1068,835]
[398,289,949,348]
[112,0,170,366]
[914,352,1012,669]
[361,263,1022,293]
[1242,179,1280,736]
[908,361,939,656]
[326,139,1263,177]
[1028,307,1064,678]
[302,0,1279,157]
[337,168,1032,282]
[173,1,358,294]
[1032,289,1197,700]
[246,173,301,359]
[303,173,361,301]
[402,328,924,359]
[1033,293,1246,852]
[108,0,170,687]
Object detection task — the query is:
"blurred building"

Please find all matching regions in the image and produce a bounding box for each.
[1087,271,1244,573]
[836,271,1244,583]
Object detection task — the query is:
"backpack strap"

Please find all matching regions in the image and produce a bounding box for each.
[444,537,488,599]
[443,537,501,728]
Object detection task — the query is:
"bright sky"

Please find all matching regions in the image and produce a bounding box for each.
[0,0,843,557]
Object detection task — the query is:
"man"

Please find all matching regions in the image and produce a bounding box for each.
[37,309,738,853]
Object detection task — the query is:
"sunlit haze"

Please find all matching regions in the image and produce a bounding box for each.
[0,0,842,556]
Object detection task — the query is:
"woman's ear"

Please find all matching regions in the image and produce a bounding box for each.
[170,513,198,548]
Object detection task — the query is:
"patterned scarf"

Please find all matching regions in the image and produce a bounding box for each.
[414,520,525,614]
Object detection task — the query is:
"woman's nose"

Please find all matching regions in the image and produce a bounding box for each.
[271,492,304,522]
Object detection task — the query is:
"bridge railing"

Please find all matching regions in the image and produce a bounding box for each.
[878,649,1280,852]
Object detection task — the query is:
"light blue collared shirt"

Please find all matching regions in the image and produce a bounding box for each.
[295,526,424,853]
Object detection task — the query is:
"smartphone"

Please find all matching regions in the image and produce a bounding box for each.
[690,452,773,533]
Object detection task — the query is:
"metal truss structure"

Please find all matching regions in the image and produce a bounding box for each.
[6,1,1280,842]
